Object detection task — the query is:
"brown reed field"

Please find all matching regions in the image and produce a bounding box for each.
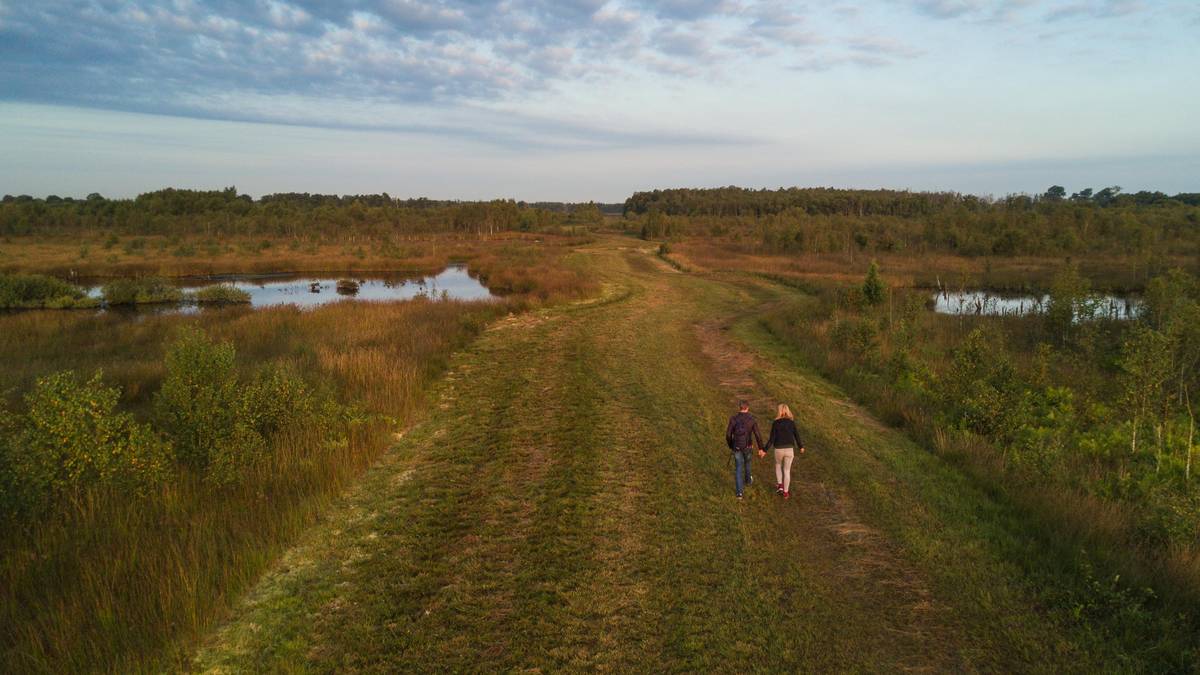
[0,231,592,280]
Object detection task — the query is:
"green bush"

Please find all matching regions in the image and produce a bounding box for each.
[831,316,880,361]
[190,284,251,304]
[205,423,268,486]
[240,362,319,438]
[102,277,184,305]
[940,327,1030,441]
[4,371,170,518]
[0,273,89,309]
[154,328,240,471]
[155,329,332,485]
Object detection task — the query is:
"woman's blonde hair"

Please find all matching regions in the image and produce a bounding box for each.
[776,403,794,420]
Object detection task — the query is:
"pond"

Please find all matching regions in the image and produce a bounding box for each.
[931,290,1140,320]
[81,265,494,315]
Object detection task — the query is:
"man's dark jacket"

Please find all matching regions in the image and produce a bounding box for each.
[726,411,763,451]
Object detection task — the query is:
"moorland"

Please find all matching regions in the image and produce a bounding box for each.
[2,185,1199,671]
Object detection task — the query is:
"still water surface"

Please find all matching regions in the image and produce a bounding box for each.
[930,290,1140,320]
[83,265,493,314]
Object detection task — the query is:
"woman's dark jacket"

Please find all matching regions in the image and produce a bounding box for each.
[766,418,803,450]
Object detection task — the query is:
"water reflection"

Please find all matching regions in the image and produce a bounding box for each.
[931,290,1140,320]
[81,265,493,314]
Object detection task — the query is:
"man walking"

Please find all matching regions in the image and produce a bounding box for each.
[725,400,764,500]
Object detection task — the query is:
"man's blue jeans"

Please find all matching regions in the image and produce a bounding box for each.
[733,449,752,496]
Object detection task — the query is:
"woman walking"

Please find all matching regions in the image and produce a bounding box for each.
[766,404,804,499]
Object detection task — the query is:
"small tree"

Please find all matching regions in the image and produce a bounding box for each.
[1043,185,1067,202]
[862,261,886,306]
[941,327,1028,443]
[1045,264,1096,345]
[1119,326,1173,465]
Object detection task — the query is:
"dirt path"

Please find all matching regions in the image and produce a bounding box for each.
[192,238,1095,672]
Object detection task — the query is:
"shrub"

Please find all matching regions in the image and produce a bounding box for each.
[155,329,330,484]
[1045,265,1099,344]
[241,362,321,438]
[5,371,170,518]
[154,328,241,470]
[862,260,886,305]
[941,327,1029,441]
[191,284,251,304]
[102,277,184,305]
[0,273,88,309]
[831,316,880,361]
[1142,268,1198,330]
[205,423,268,486]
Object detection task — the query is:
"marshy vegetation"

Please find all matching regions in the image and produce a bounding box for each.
[627,185,1200,666]
[0,273,99,309]
[0,273,251,310]
[6,181,1200,669]
[647,250,1200,665]
[747,263,1200,660]
[0,233,594,671]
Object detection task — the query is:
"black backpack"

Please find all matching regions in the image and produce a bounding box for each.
[728,413,756,450]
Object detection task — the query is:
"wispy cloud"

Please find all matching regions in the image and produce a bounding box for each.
[790,35,923,71]
[913,0,988,19]
[1046,0,1144,22]
[0,0,824,143]
[847,36,925,59]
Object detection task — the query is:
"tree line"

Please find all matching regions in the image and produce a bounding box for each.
[0,188,607,237]
[625,185,1200,217]
[625,186,1200,258]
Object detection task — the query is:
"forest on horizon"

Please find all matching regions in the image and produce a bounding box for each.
[2,183,1198,262]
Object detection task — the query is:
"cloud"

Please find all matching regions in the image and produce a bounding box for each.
[847,36,925,59]
[913,0,988,18]
[789,54,892,71]
[911,0,1149,23]
[789,34,922,71]
[374,0,467,31]
[2,0,814,148]
[0,0,818,124]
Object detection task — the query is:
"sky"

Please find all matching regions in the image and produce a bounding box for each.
[1,0,1197,201]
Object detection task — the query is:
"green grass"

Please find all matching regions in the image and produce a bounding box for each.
[8,236,1199,671]
[193,239,1199,671]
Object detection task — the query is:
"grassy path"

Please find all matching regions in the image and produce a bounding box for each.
[192,238,1116,672]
